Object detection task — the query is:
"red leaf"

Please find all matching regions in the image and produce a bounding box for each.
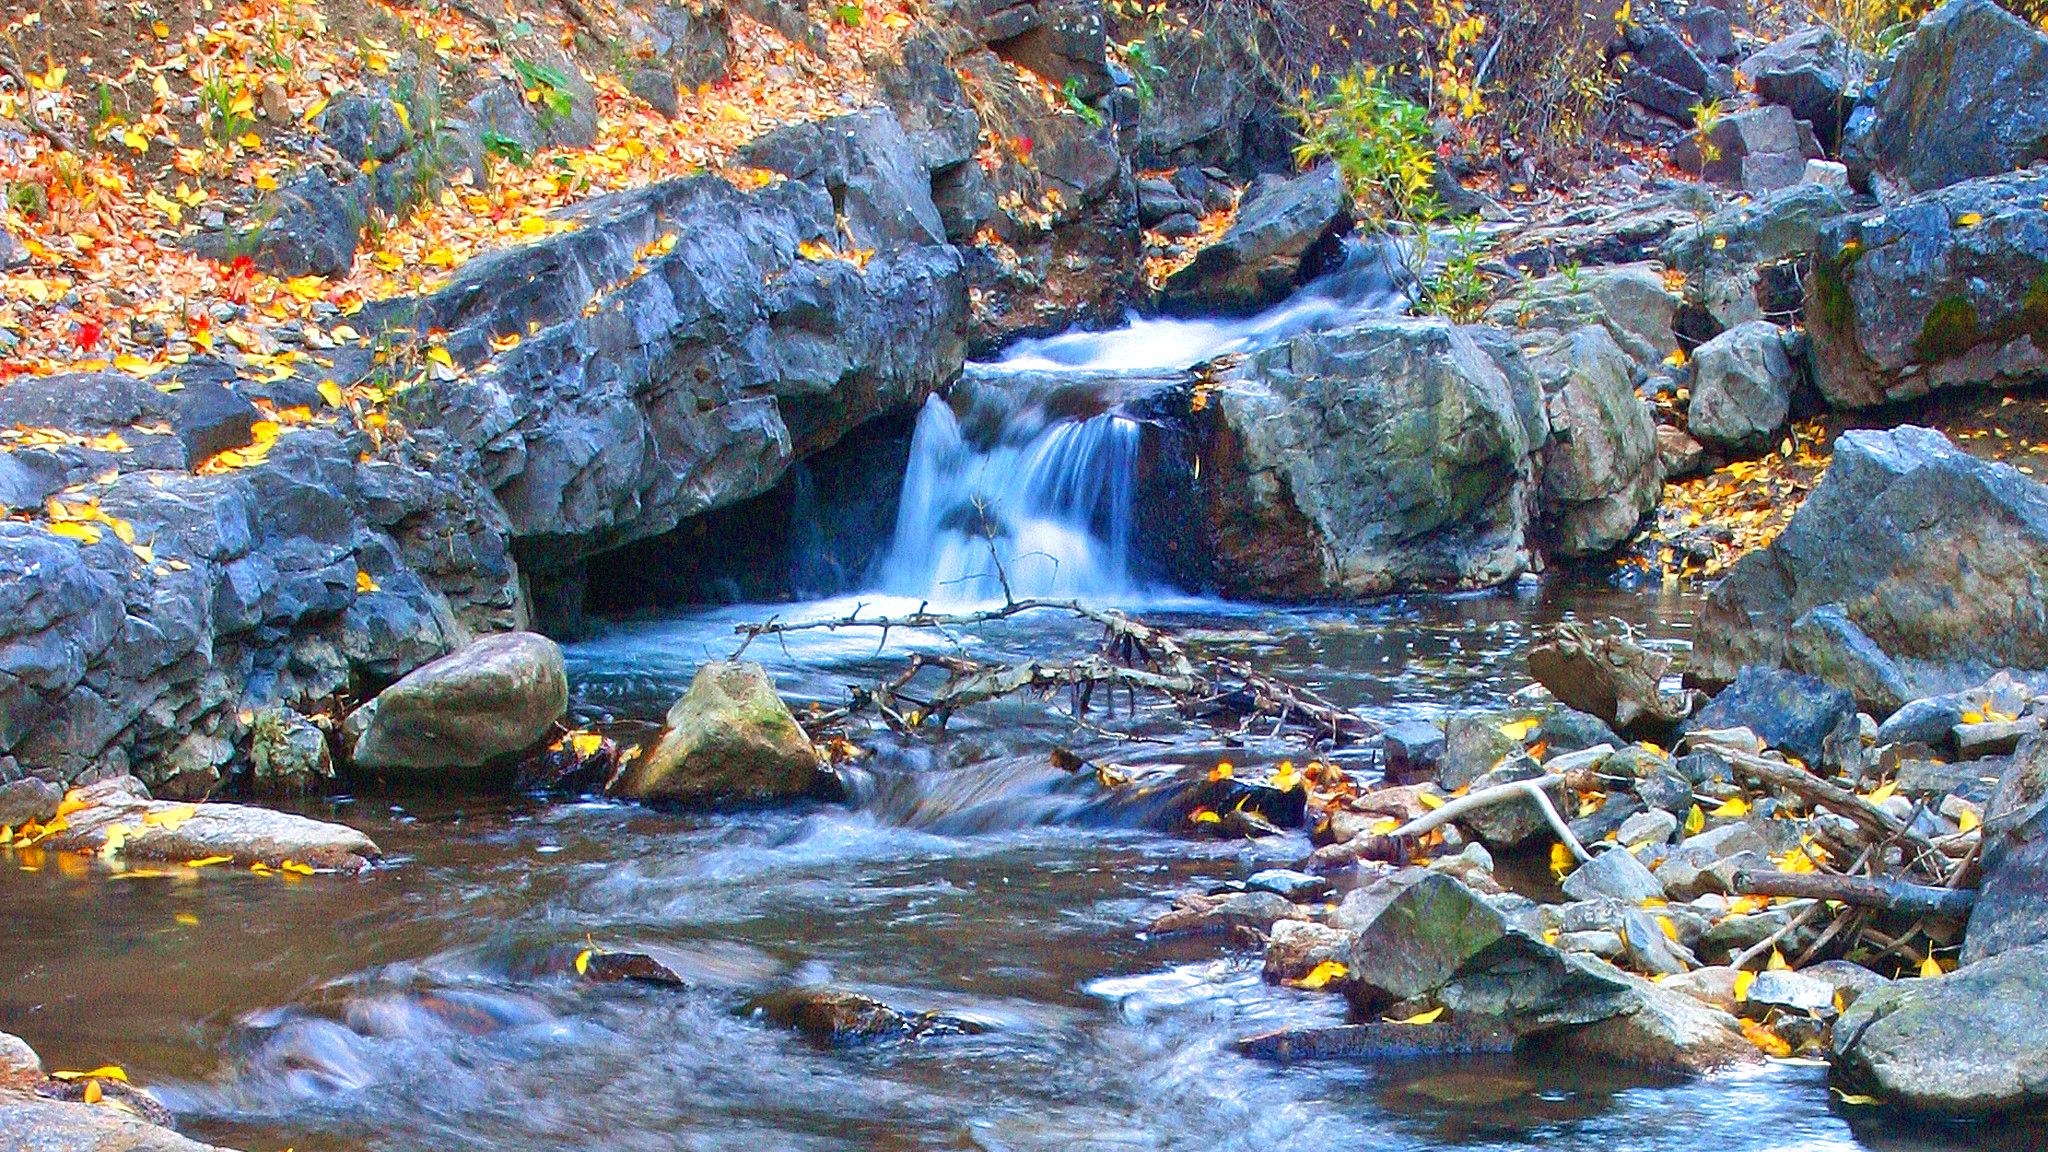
[74,319,104,351]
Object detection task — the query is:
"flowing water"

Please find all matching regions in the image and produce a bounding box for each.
[0,246,2026,1151]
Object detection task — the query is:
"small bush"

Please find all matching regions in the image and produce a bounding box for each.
[1291,71,1441,232]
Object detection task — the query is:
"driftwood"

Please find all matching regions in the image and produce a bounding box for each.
[1387,775,1594,863]
[1691,737,1945,872]
[1732,869,1978,919]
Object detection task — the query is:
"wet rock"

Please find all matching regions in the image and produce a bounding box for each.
[1526,325,1662,557]
[1484,262,1679,373]
[1440,715,1519,792]
[1654,821,1770,900]
[1381,720,1446,786]
[1150,889,1298,936]
[1686,321,1797,453]
[1541,708,1625,755]
[1831,942,2048,1115]
[1672,105,1824,194]
[247,707,334,797]
[1842,0,2048,197]
[1563,847,1666,903]
[1160,165,1348,314]
[1339,871,1513,1008]
[1741,24,1861,149]
[577,948,688,987]
[1693,427,2048,704]
[1745,969,1836,1017]
[1551,973,1760,1073]
[1528,620,1694,735]
[1200,318,1538,597]
[746,988,983,1044]
[1686,666,1857,766]
[1805,168,2048,409]
[1235,1020,1515,1063]
[1965,735,2048,962]
[350,632,568,779]
[46,776,379,871]
[1245,868,1331,901]
[614,661,820,803]
[1262,918,1352,983]
[0,778,61,829]
[0,1089,229,1152]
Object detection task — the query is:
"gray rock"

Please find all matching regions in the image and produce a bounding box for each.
[874,35,979,173]
[1965,735,2048,962]
[1528,620,1692,734]
[1741,25,1862,149]
[1381,720,1447,786]
[1803,958,1892,1010]
[1563,847,1667,903]
[740,109,946,249]
[238,168,364,278]
[248,707,334,796]
[1245,868,1331,901]
[1149,888,1298,936]
[1621,19,1723,119]
[1686,321,1796,452]
[1440,715,1519,791]
[351,632,568,777]
[1340,870,1515,1007]
[1747,969,1838,1016]
[1262,917,1352,983]
[46,776,379,871]
[0,1030,38,1077]
[1199,318,1536,597]
[629,1,734,91]
[1662,183,1854,331]
[614,661,819,802]
[1672,105,1824,194]
[1619,808,1679,848]
[0,777,61,828]
[1460,759,1568,850]
[1686,665,1857,766]
[1484,262,1679,372]
[746,987,981,1044]
[1831,942,2048,1115]
[1804,159,1851,193]
[1806,168,2048,410]
[1694,427,2048,704]
[1541,707,1625,754]
[1550,971,1761,1073]
[1657,424,1708,480]
[1528,326,1662,557]
[0,1090,231,1152]
[1842,0,2048,197]
[629,66,680,117]
[1160,165,1348,314]
[319,94,411,166]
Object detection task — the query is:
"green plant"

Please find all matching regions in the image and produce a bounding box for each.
[196,68,255,149]
[1062,77,1104,127]
[830,2,863,26]
[483,130,531,165]
[1115,37,1161,108]
[513,58,575,129]
[1418,219,1492,322]
[1292,70,1443,234]
[1687,97,1727,179]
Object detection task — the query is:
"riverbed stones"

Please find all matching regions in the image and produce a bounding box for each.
[1693,427,2048,704]
[1831,942,2048,1115]
[1562,847,1666,903]
[1340,870,1513,1007]
[349,632,568,778]
[1842,0,2048,198]
[1381,721,1447,786]
[1483,262,1679,373]
[1525,325,1662,557]
[1686,321,1797,453]
[615,661,821,803]
[1805,168,2048,410]
[1964,735,2048,962]
[1551,973,1760,1073]
[1671,105,1824,194]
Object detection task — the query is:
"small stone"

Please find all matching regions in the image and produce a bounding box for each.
[1246,868,1331,901]
[1746,969,1837,1017]
[1381,720,1446,785]
[0,777,62,828]
[1802,159,1850,192]
[1618,808,1679,849]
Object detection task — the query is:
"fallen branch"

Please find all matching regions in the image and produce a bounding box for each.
[1388,776,1593,863]
[1693,739,1943,870]
[1732,869,1977,919]
[0,53,77,153]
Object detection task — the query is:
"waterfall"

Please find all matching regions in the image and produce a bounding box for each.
[874,234,1413,605]
[876,393,1141,604]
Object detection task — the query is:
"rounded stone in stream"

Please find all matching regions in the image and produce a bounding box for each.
[1245,868,1331,901]
[613,660,822,803]
[350,632,568,778]
[745,988,984,1045]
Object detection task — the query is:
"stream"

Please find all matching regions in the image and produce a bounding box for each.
[0,243,2024,1152]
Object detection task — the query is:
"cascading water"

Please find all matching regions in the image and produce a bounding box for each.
[874,234,1414,604]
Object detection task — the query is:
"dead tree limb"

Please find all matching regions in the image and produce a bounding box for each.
[0,53,77,153]
[1732,869,1977,919]
[1388,777,1593,863]
[1692,739,1943,870]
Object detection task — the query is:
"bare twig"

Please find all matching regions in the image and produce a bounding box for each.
[1387,776,1593,863]
[0,52,77,153]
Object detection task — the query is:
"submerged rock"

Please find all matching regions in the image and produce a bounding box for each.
[1693,427,2048,707]
[1235,1020,1515,1063]
[1831,942,2048,1115]
[350,632,568,779]
[42,777,380,872]
[614,661,821,803]
[746,988,984,1044]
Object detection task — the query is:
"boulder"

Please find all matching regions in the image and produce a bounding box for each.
[1805,167,2048,410]
[0,1090,231,1152]
[1525,326,1662,557]
[1621,19,1729,120]
[43,776,380,871]
[1198,318,1538,597]
[350,632,568,778]
[1551,973,1761,1073]
[1686,321,1797,452]
[1483,262,1679,372]
[1686,666,1857,766]
[1160,165,1349,314]
[614,661,820,802]
[1842,0,2048,197]
[1263,918,1354,983]
[1340,870,1517,1006]
[0,778,61,829]
[1441,716,1520,792]
[1693,427,2048,706]
[1657,424,1708,479]
[238,168,364,278]
[1672,105,1825,194]
[739,109,947,249]
[1831,942,2048,1115]
[1964,735,2048,962]
[1528,620,1694,734]
[1662,183,1854,332]
[1562,847,1666,903]
[1740,25,1862,150]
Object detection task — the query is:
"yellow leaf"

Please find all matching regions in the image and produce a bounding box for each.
[318,379,346,408]
[145,804,197,831]
[1657,914,1678,941]
[184,855,233,867]
[238,132,263,150]
[99,823,134,858]
[1417,791,1445,811]
[569,731,604,758]
[1290,959,1349,990]
[1385,1005,1446,1025]
[1207,761,1233,782]
[1739,1018,1792,1058]
[426,346,455,368]
[1709,796,1750,818]
[1865,780,1897,805]
[280,859,316,875]
[83,1080,103,1104]
[1768,948,1790,971]
[1919,952,1946,979]
[1498,718,1537,742]
[1190,808,1221,824]
[174,912,200,926]
[357,570,380,593]
[1734,969,1757,1001]
[1550,841,1573,881]
[1832,1089,1880,1106]
[575,948,593,975]
[47,521,104,545]
[55,790,90,820]
[51,1066,127,1082]
[1958,807,1981,833]
[1684,804,1706,835]
[1957,212,1983,227]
